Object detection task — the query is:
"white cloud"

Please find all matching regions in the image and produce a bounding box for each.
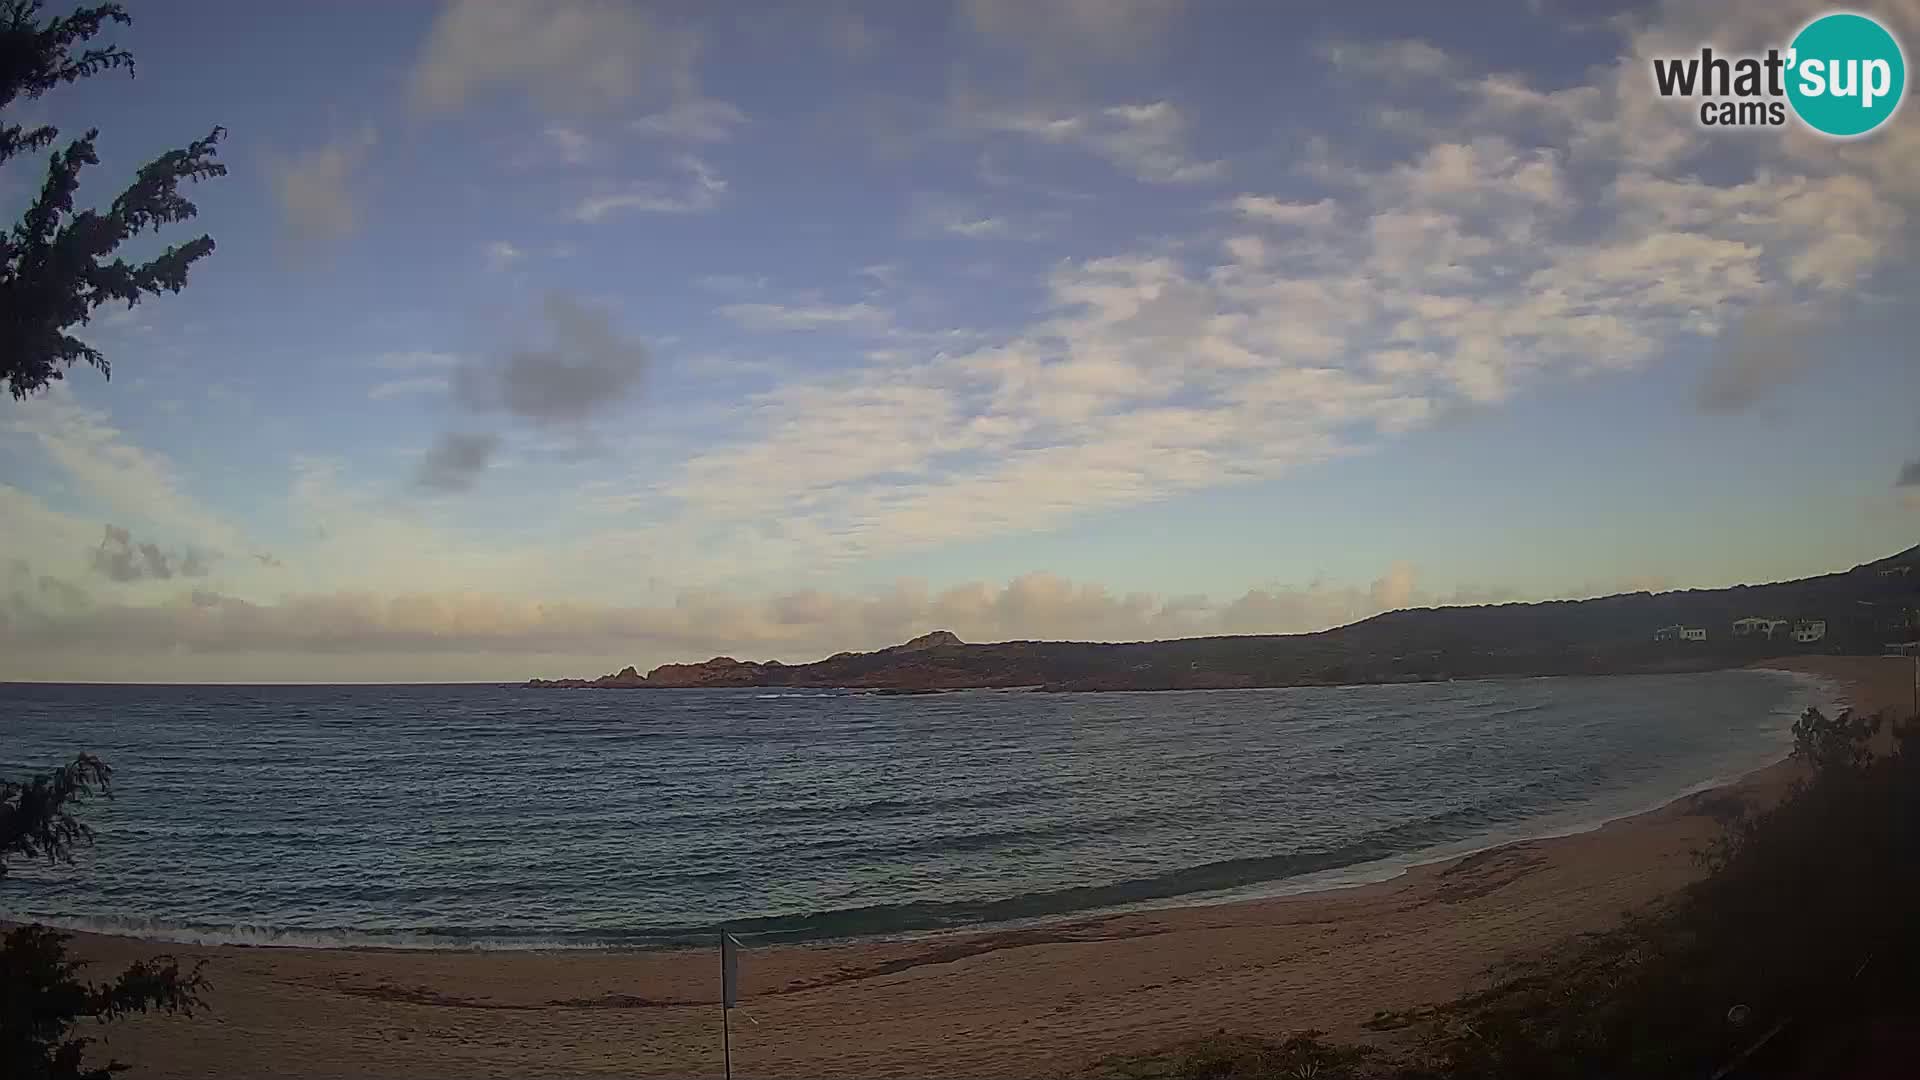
[571,155,726,220]
[945,216,1007,237]
[719,302,892,333]
[617,2,1916,570]
[631,99,748,142]
[965,98,1226,184]
[1223,234,1267,266]
[857,264,901,287]
[483,241,524,272]
[1231,195,1338,228]
[912,194,1012,237]
[1382,138,1569,212]
[962,0,1186,63]
[410,0,698,113]
[266,128,377,245]
[1090,102,1227,184]
[3,391,243,554]
[369,377,449,401]
[542,125,597,165]
[0,483,108,583]
[1320,38,1458,80]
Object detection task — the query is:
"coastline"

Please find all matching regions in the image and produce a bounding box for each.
[45,655,1909,1079]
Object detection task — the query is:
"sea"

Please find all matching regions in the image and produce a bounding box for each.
[0,669,1841,951]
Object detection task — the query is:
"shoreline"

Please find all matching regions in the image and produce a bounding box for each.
[41,655,1909,1079]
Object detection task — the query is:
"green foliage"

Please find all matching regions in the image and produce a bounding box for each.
[1789,704,1881,776]
[1,0,226,399]
[1,925,208,1080]
[1,755,209,1078]
[0,753,110,879]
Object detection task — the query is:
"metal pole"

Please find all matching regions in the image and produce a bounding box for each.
[722,931,732,1080]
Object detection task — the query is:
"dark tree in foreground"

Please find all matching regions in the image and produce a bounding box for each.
[1,0,226,400]
[1,756,208,1079]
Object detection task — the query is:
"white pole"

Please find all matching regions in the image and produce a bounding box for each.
[721,931,732,1080]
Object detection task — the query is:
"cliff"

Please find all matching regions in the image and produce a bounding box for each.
[525,545,1920,692]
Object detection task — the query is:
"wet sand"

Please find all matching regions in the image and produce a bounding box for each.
[49,656,1913,1079]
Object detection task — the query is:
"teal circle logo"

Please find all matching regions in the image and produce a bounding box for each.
[1786,12,1906,137]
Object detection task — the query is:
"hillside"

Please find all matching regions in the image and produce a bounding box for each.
[526,546,1920,692]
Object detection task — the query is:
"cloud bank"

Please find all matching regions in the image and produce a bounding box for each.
[410,0,698,113]
[0,560,1575,682]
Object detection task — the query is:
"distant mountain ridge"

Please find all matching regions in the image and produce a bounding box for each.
[526,546,1920,692]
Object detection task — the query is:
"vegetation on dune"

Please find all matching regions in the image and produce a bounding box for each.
[1076,703,1920,1079]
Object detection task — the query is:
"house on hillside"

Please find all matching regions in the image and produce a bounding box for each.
[1880,565,1913,580]
[1655,625,1708,642]
[1732,616,1790,640]
[1792,619,1827,644]
[1681,627,1708,642]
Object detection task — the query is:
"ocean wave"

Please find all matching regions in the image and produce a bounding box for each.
[3,669,1827,952]
[0,913,696,952]
[0,796,1529,951]
[752,693,842,699]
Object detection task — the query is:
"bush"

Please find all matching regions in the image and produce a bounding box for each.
[2,755,209,1079]
[1079,1031,1379,1080]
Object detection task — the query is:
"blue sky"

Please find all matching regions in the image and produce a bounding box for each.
[3,0,1917,681]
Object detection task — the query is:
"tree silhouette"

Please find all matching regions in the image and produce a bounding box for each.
[2,756,209,1078]
[1,0,226,400]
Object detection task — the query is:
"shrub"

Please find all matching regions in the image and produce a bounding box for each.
[1,756,209,1079]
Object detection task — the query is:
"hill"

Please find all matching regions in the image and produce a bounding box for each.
[526,546,1920,692]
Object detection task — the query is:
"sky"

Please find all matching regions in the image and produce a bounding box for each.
[2,0,1918,683]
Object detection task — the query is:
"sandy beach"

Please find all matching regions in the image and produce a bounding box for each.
[43,656,1913,1079]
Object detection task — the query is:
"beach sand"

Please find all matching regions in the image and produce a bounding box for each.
[49,656,1915,1079]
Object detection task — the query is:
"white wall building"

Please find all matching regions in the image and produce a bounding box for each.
[1732,617,1789,640]
[1792,619,1827,644]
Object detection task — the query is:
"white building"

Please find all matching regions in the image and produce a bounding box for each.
[1792,619,1827,644]
[1656,624,1708,642]
[1732,617,1789,640]
[1680,627,1709,642]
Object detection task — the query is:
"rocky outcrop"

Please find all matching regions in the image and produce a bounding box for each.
[892,630,963,652]
[525,665,649,689]
[643,657,776,688]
